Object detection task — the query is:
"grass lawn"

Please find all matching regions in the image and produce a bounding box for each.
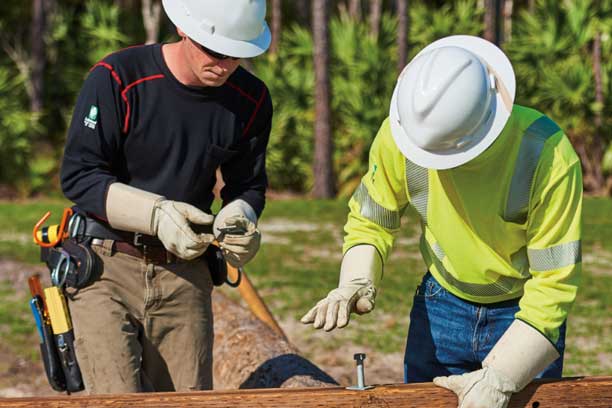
[0,197,610,381]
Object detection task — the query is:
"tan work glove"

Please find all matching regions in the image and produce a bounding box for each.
[301,245,383,331]
[106,183,215,260]
[152,200,215,260]
[213,199,261,268]
[433,319,560,408]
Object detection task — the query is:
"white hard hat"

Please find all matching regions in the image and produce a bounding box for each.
[162,0,271,58]
[389,35,515,169]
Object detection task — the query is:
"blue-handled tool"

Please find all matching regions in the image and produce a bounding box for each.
[30,297,45,342]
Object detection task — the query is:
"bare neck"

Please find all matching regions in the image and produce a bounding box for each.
[162,42,200,87]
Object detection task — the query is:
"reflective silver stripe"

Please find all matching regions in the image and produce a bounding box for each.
[504,116,560,223]
[528,241,582,271]
[353,182,401,229]
[405,159,429,223]
[427,238,529,297]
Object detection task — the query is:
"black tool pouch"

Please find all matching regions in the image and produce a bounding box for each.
[204,245,227,286]
[41,239,100,289]
[62,239,100,289]
[55,330,84,392]
[36,297,67,391]
[41,328,66,390]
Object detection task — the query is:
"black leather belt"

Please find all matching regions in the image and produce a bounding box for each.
[79,213,189,264]
[82,215,164,247]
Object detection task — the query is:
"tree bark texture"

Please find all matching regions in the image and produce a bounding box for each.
[581,31,606,194]
[270,0,281,55]
[369,0,382,40]
[30,0,46,113]
[528,0,535,13]
[593,32,603,130]
[211,291,337,389]
[484,0,502,45]
[396,0,408,74]
[311,0,335,198]
[141,0,161,45]
[503,0,513,43]
[349,0,361,20]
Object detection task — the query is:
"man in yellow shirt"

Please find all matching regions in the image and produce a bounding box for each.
[302,35,581,408]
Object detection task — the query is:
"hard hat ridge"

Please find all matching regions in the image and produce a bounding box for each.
[412,49,474,117]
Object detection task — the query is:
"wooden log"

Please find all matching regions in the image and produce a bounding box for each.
[1,376,610,407]
[211,291,337,389]
[225,264,287,339]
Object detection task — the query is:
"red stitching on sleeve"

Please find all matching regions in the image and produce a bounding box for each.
[91,62,123,87]
[121,74,165,134]
[225,80,258,104]
[242,86,267,137]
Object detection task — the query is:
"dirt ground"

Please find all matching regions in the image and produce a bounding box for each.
[0,259,401,397]
[281,316,405,387]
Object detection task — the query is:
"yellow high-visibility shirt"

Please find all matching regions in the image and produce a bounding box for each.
[344,105,582,343]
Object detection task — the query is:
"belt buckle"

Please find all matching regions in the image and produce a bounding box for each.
[133,233,144,247]
[133,233,151,263]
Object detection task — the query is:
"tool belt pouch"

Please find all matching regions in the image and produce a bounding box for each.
[55,330,84,392]
[41,239,100,289]
[40,317,67,391]
[204,245,227,286]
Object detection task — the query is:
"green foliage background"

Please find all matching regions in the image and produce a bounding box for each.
[1,0,611,195]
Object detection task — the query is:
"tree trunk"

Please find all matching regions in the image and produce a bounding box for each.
[369,0,382,40]
[311,0,335,198]
[212,291,338,389]
[593,32,603,131]
[30,0,46,113]
[141,0,162,45]
[348,0,361,20]
[571,138,605,195]
[503,0,513,43]
[484,0,502,45]
[528,0,535,13]
[396,0,408,74]
[270,0,281,55]
[582,31,606,194]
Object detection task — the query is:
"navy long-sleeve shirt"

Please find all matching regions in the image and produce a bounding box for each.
[61,44,272,220]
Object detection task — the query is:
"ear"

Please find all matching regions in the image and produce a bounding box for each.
[176,27,186,38]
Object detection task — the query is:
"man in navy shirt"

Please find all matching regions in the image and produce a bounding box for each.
[60,0,272,393]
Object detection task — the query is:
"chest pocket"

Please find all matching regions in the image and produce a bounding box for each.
[202,144,238,176]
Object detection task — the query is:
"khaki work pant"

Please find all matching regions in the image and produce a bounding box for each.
[66,239,214,394]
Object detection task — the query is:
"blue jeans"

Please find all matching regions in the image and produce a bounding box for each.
[404,272,566,383]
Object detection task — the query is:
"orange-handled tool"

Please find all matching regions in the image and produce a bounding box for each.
[33,208,73,248]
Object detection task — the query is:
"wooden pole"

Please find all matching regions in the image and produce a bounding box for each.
[226,263,287,340]
[2,377,610,407]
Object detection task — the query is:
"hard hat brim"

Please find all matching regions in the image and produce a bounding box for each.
[163,0,271,58]
[389,35,516,170]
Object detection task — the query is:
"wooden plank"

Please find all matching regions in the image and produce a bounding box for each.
[1,376,610,407]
